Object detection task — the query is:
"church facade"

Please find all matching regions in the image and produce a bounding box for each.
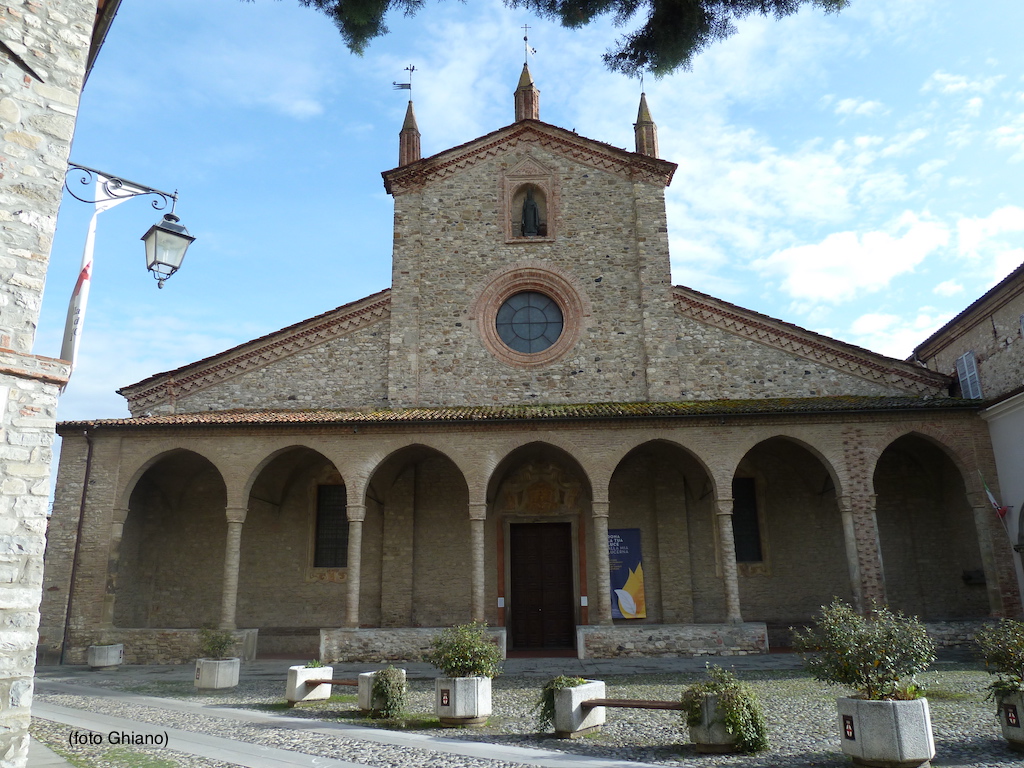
[40,68,1022,664]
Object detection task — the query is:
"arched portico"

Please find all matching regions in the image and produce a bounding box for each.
[732,437,854,640]
[114,449,227,629]
[487,442,592,651]
[874,433,991,619]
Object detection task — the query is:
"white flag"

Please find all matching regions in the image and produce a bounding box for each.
[60,176,140,372]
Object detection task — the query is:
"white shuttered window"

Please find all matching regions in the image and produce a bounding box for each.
[955,351,983,399]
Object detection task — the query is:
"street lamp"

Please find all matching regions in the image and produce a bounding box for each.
[63,163,195,287]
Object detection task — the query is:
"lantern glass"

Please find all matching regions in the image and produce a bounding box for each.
[142,214,194,283]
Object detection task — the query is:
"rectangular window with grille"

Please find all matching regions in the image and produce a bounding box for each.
[314,485,348,568]
[732,477,763,563]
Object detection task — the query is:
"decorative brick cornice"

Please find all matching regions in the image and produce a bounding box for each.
[383,121,676,194]
[673,287,950,395]
[119,291,391,412]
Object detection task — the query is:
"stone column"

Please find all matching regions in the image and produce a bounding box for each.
[591,500,613,625]
[715,497,743,623]
[971,497,1006,616]
[837,497,864,614]
[101,509,130,628]
[345,503,366,628]
[469,501,487,623]
[219,507,248,630]
[845,492,887,609]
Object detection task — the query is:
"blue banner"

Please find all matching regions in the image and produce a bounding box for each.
[608,528,646,619]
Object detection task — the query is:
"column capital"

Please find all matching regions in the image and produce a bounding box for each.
[591,500,609,519]
[468,502,488,521]
[714,497,734,516]
[347,503,366,522]
[225,506,247,524]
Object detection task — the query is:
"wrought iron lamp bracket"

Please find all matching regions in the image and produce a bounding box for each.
[64,162,178,212]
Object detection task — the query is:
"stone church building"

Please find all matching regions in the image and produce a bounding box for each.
[40,67,1022,664]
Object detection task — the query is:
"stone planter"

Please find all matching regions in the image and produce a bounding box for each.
[194,658,240,690]
[358,669,406,713]
[553,679,605,738]
[689,694,739,753]
[837,697,935,768]
[286,665,334,704]
[87,644,123,670]
[996,690,1024,752]
[435,676,491,726]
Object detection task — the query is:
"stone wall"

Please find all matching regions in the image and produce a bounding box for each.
[577,622,768,658]
[63,628,258,665]
[321,627,506,664]
[1,1,92,764]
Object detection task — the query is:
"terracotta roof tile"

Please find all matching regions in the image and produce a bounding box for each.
[59,395,976,431]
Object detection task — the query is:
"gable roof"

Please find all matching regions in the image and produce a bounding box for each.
[118,289,391,413]
[673,286,950,395]
[382,119,677,195]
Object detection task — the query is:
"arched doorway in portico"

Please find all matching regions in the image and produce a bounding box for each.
[490,444,591,651]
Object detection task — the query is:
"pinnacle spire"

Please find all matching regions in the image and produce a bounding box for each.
[514,63,539,121]
[634,92,658,158]
[399,100,421,167]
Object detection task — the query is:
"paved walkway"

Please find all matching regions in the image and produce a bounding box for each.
[30,655,807,767]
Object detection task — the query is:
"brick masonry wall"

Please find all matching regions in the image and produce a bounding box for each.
[1,1,92,764]
[321,627,506,664]
[64,628,258,665]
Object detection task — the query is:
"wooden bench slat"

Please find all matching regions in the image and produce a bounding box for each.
[582,698,684,710]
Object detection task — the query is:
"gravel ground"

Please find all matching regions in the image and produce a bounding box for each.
[31,663,1021,768]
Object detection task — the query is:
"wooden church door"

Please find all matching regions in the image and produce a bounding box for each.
[509,522,575,649]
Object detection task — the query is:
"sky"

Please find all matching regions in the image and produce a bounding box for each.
[36,0,1024,423]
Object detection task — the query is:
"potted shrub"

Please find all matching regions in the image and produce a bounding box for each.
[536,675,606,738]
[976,618,1024,752]
[87,643,124,670]
[194,628,240,690]
[424,622,503,726]
[286,659,335,705]
[680,665,769,754]
[793,600,936,768]
[363,665,408,719]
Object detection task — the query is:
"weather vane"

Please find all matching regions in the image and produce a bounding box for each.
[523,24,536,64]
[392,65,416,95]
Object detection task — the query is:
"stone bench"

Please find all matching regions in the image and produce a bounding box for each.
[555,681,687,738]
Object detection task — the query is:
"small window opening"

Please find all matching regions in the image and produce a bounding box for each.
[732,477,763,563]
[314,485,348,567]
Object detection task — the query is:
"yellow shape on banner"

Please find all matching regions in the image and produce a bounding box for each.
[616,563,646,618]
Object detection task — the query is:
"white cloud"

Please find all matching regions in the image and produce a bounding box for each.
[835,98,886,117]
[963,97,984,117]
[753,212,950,303]
[992,114,1024,160]
[957,206,1024,261]
[847,309,954,359]
[933,280,963,297]
[922,71,1003,95]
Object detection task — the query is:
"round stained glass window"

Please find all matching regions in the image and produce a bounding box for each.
[495,291,563,354]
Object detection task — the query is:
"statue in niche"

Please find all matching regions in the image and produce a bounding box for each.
[521,187,541,237]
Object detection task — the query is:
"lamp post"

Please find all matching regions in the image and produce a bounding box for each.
[63,163,195,288]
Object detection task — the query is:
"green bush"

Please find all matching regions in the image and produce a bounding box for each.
[680,665,769,753]
[534,675,586,732]
[976,618,1024,700]
[198,628,235,659]
[371,666,408,719]
[424,622,503,679]
[304,659,325,668]
[792,600,935,701]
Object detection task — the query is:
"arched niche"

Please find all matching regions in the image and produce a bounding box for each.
[510,183,549,238]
